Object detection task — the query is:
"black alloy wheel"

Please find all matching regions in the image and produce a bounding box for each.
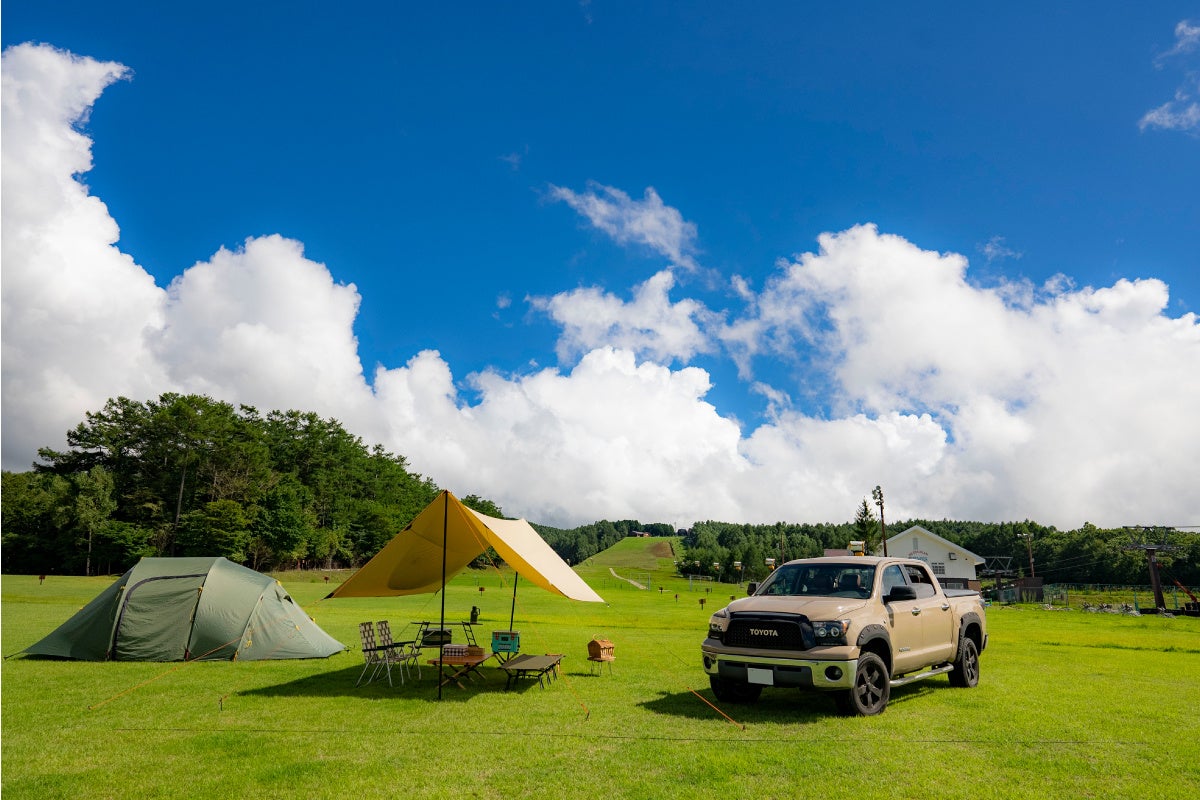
[836,652,890,716]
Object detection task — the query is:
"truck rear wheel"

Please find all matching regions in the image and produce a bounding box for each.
[709,675,762,704]
[949,635,980,688]
[836,652,890,716]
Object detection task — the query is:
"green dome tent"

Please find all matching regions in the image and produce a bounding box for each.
[23,557,344,661]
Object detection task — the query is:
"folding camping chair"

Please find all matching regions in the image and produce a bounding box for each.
[356,621,396,687]
[398,637,422,681]
[376,620,418,683]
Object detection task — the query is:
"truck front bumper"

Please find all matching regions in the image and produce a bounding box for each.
[701,640,857,690]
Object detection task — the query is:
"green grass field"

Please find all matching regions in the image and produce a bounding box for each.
[3,537,1198,800]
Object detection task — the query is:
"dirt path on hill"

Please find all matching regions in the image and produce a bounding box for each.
[609,568,645,589]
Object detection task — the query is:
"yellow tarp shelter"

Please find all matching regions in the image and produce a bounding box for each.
[328,491,604,603]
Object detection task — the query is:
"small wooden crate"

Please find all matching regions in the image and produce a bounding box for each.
[587,638,615,661]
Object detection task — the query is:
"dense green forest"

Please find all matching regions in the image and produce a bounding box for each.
[676,517,1200,588]
[2,394,447,575]
[3,393,1196,589]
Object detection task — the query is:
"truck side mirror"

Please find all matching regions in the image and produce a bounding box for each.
[746,583,758,596]
[886,585,917,603]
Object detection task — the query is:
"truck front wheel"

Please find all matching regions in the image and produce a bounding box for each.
[835,652,890,716]
[709,675,762,704]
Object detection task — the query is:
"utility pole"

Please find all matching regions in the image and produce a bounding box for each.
[872,485,888,556]
[1017,530,1035,578]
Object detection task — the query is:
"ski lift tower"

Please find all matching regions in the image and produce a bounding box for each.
[1124,526,1181,612]
[980,556,1014,602]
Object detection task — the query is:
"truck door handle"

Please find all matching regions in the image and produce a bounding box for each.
[941,603,950,611]
[911,607,922,616]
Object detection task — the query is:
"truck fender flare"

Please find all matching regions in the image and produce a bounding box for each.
[958,612,983,654]
[856,625,892,670]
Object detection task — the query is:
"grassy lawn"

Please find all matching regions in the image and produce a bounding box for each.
[3,539,1199,800]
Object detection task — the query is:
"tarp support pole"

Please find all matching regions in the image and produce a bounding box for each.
[438,491,448,701]
[509,572,518,634]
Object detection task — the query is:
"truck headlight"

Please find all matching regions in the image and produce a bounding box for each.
[812,619,850,646]
[708,608,729,639]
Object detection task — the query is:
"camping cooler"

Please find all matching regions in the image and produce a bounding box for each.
[491,630,520,655]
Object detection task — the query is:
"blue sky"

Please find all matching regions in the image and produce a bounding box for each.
[3,3,1198,529]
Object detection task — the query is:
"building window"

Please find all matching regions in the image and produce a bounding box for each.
[931,562,946,575]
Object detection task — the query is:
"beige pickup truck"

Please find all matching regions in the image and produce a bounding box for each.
[701,556,987,715]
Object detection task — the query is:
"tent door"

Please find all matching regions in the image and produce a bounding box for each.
[111,574,207,661]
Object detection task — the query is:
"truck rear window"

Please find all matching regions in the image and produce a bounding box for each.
[756,563,876,598]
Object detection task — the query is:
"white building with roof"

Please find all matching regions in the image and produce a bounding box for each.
[883,525,984,590]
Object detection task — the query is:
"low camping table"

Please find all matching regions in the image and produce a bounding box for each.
[498,654,563,690]
[427,654,490,689]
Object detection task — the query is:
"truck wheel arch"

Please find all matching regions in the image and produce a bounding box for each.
[958,612,984,656]
[856,625,892,674]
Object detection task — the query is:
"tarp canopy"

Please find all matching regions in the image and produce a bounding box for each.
[23,557,345,661]
[328,491,604,603]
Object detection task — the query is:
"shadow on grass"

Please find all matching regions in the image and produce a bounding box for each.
[238,663,516,704]
[639,679,946,723]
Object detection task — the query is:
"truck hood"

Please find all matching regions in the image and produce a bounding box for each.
[726,595,869,618]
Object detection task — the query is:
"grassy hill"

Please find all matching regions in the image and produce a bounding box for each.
[582,534,679,572]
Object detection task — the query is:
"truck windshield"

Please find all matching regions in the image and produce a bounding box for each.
[755,563,876,598]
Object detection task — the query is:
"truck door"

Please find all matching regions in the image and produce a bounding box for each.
[880,564,925,675]
[904,563,955,664]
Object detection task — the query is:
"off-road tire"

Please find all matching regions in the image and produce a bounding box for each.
[835,652,890,716]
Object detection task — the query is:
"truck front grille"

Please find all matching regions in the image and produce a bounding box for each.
[724,614,813,650]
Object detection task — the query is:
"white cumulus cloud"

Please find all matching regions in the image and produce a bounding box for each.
[528,269,716,364]
[549,182,701,272]
[372,347,747,525]
[724,224,1200,527]
[156,235,372,417]
[2,44,168,465]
